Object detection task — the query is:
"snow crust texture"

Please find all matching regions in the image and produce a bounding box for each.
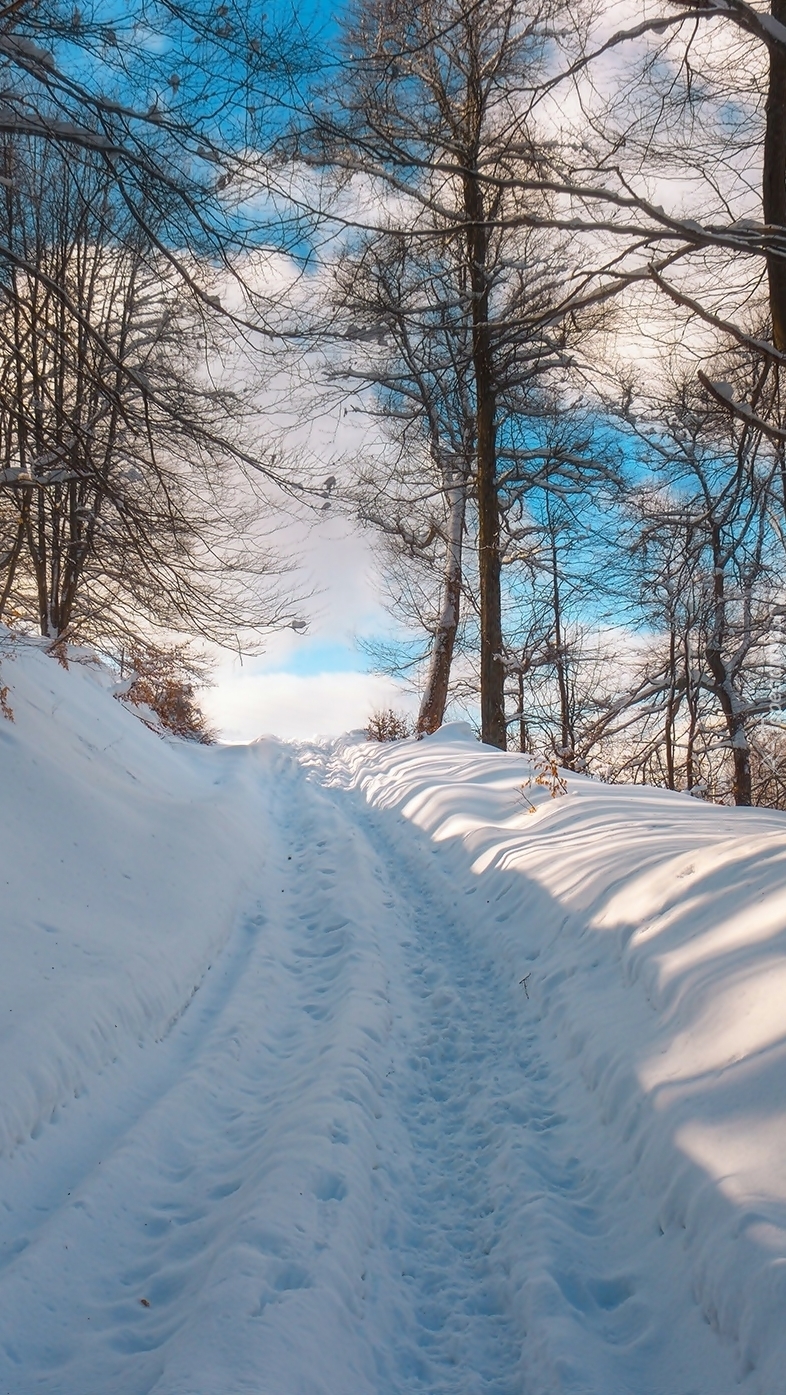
[0,647,785,1393]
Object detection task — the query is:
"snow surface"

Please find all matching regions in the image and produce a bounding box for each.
[1,638,785,1393]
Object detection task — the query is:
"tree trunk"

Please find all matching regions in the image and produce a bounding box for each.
[705,525,752,804]
[764,0,786,349]
[476,363,506,748]
[705,644,752,804]
[731,735,752,807]
[664,626,678,790]
[517,668,528,753]
[417,480,465,735]
[465,170,506,749]
[548,518,572,763]
[0,519,25,622]
[683,633,699,791]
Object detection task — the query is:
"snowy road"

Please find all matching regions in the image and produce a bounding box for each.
[0,736,750,1393]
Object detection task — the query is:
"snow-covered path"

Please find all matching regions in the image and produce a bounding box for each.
[304,744,737,1395]
[3,743,534,1393]
[0,690,777,1394]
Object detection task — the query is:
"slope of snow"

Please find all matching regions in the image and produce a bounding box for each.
[1,643,785,1393]
[0,634,270,1161]
[314,725,786,1393]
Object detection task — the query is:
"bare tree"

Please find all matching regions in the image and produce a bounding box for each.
[499,426,622,766]
[493,2,786,439]
[306,0,608,746]
[331,232,475,735]
[0,0,304,268]
[0,0,317,548]
[617,370,784,805]
[0,137,296,648]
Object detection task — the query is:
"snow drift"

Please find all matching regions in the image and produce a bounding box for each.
[315,725,786,1391]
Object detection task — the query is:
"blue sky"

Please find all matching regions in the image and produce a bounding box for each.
[276,639,367,676]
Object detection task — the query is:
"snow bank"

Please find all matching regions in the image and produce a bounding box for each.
[0,633,268,1161]
[327,727,786,1392]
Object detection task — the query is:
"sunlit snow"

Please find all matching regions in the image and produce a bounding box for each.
[0,636,784,1392]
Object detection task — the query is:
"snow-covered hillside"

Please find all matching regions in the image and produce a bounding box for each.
[1,635,785,1394]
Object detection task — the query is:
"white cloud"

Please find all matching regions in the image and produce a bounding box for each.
[202,667,418,743]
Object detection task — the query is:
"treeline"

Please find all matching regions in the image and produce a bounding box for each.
[2,0,786,805]
[288,0,786,808]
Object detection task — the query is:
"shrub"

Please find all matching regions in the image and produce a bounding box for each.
[365,708,412,742]
[120,643,215,744]
[520,755,568,812]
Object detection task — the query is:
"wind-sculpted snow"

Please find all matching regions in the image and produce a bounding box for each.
[0,649,784,1391]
